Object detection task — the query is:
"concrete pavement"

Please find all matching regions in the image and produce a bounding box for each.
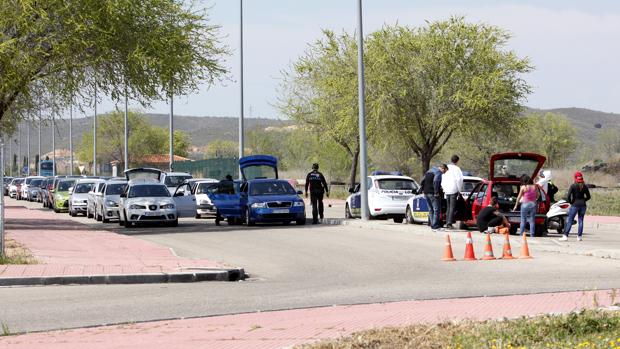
[0,289,617,348]
[0,203,244,285]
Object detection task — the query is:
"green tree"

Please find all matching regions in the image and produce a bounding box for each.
[365,18,532,174]
[203,140,238,159]
[77,111,190,166]
[0,0,227,134]
[279,30,361,188]
[597,128,620,158]
[517,113,578,168]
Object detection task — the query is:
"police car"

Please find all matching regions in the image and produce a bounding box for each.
[405,175,483,224]
[345,171,419,223]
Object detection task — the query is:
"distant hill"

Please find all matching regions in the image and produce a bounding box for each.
[5,107,619,159]
[6,114,289,158]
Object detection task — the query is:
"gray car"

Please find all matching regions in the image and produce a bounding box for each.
[86,180,106,219]
[69,179,98,216]
[27,178,44,202]
[95,179,127,223]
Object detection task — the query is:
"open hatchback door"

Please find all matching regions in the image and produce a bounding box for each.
[239,155,278,181]
[489,152,546,181]
[124,168,163,181]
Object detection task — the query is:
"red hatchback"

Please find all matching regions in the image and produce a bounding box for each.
[460,152,550,236]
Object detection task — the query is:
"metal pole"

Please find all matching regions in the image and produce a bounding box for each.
[238,0,245,165]
[17,123,21,176]
[69,105,73,175]
[356,0,369,220]
[27,122,30,176]
[38,110,42,175]
[169,91,174,172]
[8,136,12,176]
[0,141,5,257]
[124,87,129,171]
[52,114,56,176]
[93,86,97,176]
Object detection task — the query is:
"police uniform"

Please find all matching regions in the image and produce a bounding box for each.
[305,169,329,224]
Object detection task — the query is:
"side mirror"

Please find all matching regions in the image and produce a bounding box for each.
[296,190,303,195]
[174,191,184,197]
[88,191,94,195]
[348,187,354,193]
[68,187,74,194]
[120,193,126,198]
[96,192,103,196]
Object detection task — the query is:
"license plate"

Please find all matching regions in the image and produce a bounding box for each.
[144,211,160,216]
[272,209,289,214]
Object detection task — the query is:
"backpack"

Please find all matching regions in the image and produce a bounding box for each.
[547,182,558,196]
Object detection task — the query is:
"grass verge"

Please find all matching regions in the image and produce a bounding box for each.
[586,189,620,216]
[0,238,37,265]
[296,310,620,349]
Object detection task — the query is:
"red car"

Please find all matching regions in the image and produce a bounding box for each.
[460,152,550,236]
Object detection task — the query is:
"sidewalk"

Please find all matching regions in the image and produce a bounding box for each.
[0,289,617,349]
[0,205,244,285]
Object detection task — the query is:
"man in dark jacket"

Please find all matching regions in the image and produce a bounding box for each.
[305,163,329,224]
[420,165,447,231]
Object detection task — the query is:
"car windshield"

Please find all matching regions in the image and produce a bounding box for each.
[41,162,53,170]
[377,179,416,190]
[12,179,24,185]
[128,185,171,198]
[493,159,540,179]
[463,181,479,192]
[106,183,127,195]
[250,181,296,196]
[196,182,218,194]
[58,180,76,191]
[31,179,42,187]
[165,175,192,187]
[74,183,94,194]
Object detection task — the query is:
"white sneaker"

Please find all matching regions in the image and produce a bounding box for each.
[431,229,438,233]
[559,235,568,242]
[577,236,583,241]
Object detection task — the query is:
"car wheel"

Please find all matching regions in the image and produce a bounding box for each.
[53,206,59,213]
[169,219,178,227]
[535,224,546,237]
[70,210,76,217]
[245,208,255,226]
[393,217,404,224]
[195,214,201,219]
[345,204,352,219]
[296,218,306,225]
[102,215,110,223]
[96,211,102,221]
[459,221,469,230]
[405,206,415,224]
[87,207,93,219]
[283,220,291,226]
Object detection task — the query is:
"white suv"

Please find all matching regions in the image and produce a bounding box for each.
[345,171,418,223]
[161,172,193,195]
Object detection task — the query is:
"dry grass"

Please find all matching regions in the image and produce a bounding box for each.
[296,310,620,349]
[551,169,618,189]
[0,238,37,265]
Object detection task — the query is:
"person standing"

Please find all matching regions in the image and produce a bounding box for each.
[420,165,445,232]
[514,175,539,237]
[442,155,463,229]
[305,163,329,224]
[559,171,591,242]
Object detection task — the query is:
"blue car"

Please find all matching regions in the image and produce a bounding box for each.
[208,155,306,225]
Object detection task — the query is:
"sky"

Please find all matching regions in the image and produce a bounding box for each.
[98,0,620,119]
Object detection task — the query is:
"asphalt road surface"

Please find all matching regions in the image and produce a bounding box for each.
[2,200,620,333]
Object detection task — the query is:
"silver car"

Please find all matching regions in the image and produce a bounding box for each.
[27,178,44,202]
[95,179,127,223]
[86,180,106,219]
[69,179,99,216]
[21,176,44,201]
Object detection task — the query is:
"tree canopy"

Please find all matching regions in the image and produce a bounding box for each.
[0,0,227,136]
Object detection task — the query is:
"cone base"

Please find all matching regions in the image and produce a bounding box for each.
[442,258,456,261]
[519,256,533,259]
[501,255,515,260]
[482,256,496,260]
[463,257,477,261]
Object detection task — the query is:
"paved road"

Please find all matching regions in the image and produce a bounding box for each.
[1,198,620,334]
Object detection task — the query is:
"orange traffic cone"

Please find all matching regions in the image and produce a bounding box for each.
[464,231,476,261]
[442,234,456,261]
[482,233,496,260]
[519,234,533,259]
[501,233,514,260]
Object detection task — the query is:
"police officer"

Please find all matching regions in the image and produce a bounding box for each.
[305,163,329,224]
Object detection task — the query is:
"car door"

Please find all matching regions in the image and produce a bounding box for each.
[466,183,487,224]
[349,184,361,218]
[173,183,197,218]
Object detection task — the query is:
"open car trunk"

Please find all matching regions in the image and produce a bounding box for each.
[490,152,546,181]
[239,155,278,181]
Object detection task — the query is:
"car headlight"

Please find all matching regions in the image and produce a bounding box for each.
[160,203,175,209]
[293,201,304,207]
[105,200,118,207]
[251,202,267,208]
[129,204,146,210]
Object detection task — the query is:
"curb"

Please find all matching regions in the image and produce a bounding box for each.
[0,268,245,287]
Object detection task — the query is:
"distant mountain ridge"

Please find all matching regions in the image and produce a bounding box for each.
[5,108,619,157]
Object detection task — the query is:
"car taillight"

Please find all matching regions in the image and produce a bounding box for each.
[559,203,569,209]
[374,208,382,211]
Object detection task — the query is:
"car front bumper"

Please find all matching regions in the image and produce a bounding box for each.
[250,206,306,222]
[125,208,177,223]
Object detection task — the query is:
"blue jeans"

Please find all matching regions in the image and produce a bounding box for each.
[564,205,586,237]
[425,194,441,229]
[519,201,537,237]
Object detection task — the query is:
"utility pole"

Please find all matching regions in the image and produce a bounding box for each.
[356,0,369,220]
[93,86,97,176]
[169,91,174,172]
[69,105,73,175]
[52,113,56,176]
[238,0,245,166]
[38,110,42,175]
[124,86,129,171]
[26,122,30,176]
[0,140,5,257]
[17,123,21,176]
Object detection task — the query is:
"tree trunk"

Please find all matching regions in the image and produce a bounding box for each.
[421,151,432,176]
[348,144,360,190]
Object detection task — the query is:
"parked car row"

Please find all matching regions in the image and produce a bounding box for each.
[4,155,308,229]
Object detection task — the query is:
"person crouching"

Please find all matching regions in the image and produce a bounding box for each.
[477,197,511,234]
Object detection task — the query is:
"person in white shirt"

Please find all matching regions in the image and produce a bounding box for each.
[441,155,463,229]
[536,170,552,193]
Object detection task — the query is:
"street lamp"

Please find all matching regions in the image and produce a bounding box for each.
[169,90,174,172]
[0,140,4,257]
[356,0,369,220]
[239,0,245,164]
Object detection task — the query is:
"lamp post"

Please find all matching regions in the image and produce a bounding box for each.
[124,86,129,171]
[0,140,5,257]
[169,91,174,172]
[93,86,97,176]
[52,113,56,177]
[356,0,369,220]
[38,110,42,175]
[26,122,30,176]
[239,0,245,166]
[69,105,73,175]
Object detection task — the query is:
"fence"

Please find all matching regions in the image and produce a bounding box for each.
[173,158,239,180]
